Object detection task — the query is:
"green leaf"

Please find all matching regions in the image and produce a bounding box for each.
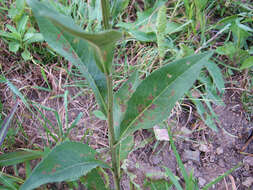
[8,42,20,53]
[8,0,25,21]
[0,101,18,146]
[21,49,31,61]
[85,168,107,190]
[240,56,253,70]
[144,179,171,190]
[156,5,167,62]
[0,150,43,166]
[27,0,108,114]
[17,14,28,34]
[164,167,183,190]
[118,135,134,162]
[20,141,109,190]
[117,0,166,42]
[215,42,237,56]
[111,0,130,21]
[118,52,213,141]
[93,110,107,120]
[205,61,225,94]
[191,94,218,132]
[23,33,44,44]
[114,71,140,139]
[28,0,122,74]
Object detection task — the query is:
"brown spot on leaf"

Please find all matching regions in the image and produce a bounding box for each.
[137,104,145,113]
[72,50,78,59]
[42,171,46,175]
[186,62,191,65]
[167,74,172,78]
[138,117,144,123]
[171,90,175,96]
[80,153,86,157]
[103,50,107,61]
[128,83,133,93]
[120,104,126,112]
[73,38,79,43]
[51,168,56,173]
[138,113,145,123]
[56,32,62,41]
[148,104,156,111]
[63,44,70,52]
[148,94,154,100]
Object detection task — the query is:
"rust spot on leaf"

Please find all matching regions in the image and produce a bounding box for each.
[138,116,144,123]
[103,50,107,61]
[186,62,191,65]
[137,104,145,113]
[138,113,145,123]
[128,83,133,93]
[63,44,70,52]
[51,168,56,173]
[80,153,87,157]
[134,120,139,126]
[148,104,156,111]
[72,50,78,59]
[171,90,175,96]
[73,38,79,44]
[56,32,62,41]
[167,74,172,78]
[148,94,154,100]
[120,103,126,112]
[42,171,46,175]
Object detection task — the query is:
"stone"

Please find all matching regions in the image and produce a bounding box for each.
[216,147,224,155]
[242,177,253,188]
[198,177,206,187]
[182,150,200,163]
[199,144,209,152]
[243,156,253,167]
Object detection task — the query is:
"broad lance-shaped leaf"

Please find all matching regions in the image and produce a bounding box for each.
[118,52,213,141]
[28,0,122,74]
[20,142,109,190]
[113,71,140,139]
[27,0,111,114]
[113,72,139,171]
[0,150,44,166]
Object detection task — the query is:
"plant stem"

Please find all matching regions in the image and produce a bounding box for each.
[101,0,110,30]
[101,0,120,189]
[106,75,120,190]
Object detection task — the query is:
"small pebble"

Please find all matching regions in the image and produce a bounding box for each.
[242,177,253,188]
[209,154,215,163]
[243,156,253,167]
[216,147,224,155]
[198,177,206,187]
[183,150,200,163]
[199,144,209,152]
